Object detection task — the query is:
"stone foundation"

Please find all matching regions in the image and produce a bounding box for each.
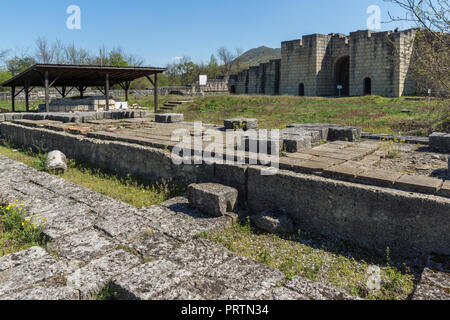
[1,121,449,261]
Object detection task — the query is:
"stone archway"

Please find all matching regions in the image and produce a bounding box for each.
[298,83,305,96]
[364,77,372,95]
[335,56,350,96]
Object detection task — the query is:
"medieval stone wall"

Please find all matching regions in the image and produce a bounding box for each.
[229,28,418,97]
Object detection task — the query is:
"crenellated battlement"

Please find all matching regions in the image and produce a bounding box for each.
[230,28,418,97]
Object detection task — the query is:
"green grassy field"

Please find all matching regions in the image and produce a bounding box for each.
[171,95,449,136]
[1,94,448,136]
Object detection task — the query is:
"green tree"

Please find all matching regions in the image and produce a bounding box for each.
[0,70,12,90]
[7,56,36,75]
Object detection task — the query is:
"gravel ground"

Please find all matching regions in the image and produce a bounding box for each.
[375,143,449,179]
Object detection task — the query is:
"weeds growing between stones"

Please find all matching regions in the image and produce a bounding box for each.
[0,200,47,257]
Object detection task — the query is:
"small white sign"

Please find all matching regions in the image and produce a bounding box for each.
[199,75,207,86]
[337,85,343,89]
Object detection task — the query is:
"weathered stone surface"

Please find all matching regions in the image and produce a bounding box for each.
[3,286,79,300]
[252,210,295,234]
[140,202,232,242]
[43,210,96,240]
[46,150,68,172]
[224,118,258,131]
[328,126,361,142]
[283,276,358,300]
[283,136,312,153]
[110,259,193,300]
[187,183,238,217]
[0,254,68,297]
[129,231,182,260]
[94,210,154,243]
[286,124,329,141]
[46,229,116,266]
[205,256,285,299]
[429,132,450,153]
[356,168,403,187]
[67,250,141,299]
[395,175,443,194]
[439,180,450,197]
[155,113,184,123]
[323,163,365,179]
[248,166,450,259]
[0,246,47,272]
[168,239,235,275]
[413,268,450,300]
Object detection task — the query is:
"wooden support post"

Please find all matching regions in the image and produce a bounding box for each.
[78,86,85,98]
[24,82,30,112]
[154,73,158,113]
[44,71,49,113]
[105,73,110,111]
[61,86,67,98]
[11,86,15,112]
[124,81,130,102]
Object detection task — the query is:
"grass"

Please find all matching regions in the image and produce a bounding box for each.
[198,218,417,300]
[163,94,449,136]
[0,100,42,112]
[0,200,47,257]
[0,141,185,208]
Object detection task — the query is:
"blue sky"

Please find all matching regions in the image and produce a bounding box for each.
[0,0,413,67]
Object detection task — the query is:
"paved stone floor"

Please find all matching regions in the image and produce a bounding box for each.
[0,155,357,300]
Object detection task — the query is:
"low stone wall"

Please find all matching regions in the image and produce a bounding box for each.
[1,122,449,261]
[247,167,450,260]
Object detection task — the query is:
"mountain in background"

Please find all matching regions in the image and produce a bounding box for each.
[234,46,281,70]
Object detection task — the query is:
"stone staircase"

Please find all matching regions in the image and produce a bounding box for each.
[159,100,194,112]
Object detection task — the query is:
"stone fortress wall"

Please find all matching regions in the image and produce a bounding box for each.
[228,29,419,97]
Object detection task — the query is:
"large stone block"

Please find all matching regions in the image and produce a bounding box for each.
[155,113,184,123]
[287,123,329,141]
[328,126,362,142]
[224,118,258,131]
[429,132,450,153]
[187,183,238,217]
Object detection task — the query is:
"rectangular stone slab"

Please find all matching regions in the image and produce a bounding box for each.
[395,175,443,194]
[323,164,365,179]
[356,169,403,187]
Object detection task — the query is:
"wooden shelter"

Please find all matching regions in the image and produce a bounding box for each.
[1,64,167,113]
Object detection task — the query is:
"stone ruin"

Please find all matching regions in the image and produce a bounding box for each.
[0,111,449,300]
[38,96,118,113]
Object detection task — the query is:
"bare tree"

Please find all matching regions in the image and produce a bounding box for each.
[386,0,449,132]
[0,49,9,62]
[64,43,90,65]
[217,46,236,76]
[385,0,449,94]
[34,36,56,64]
